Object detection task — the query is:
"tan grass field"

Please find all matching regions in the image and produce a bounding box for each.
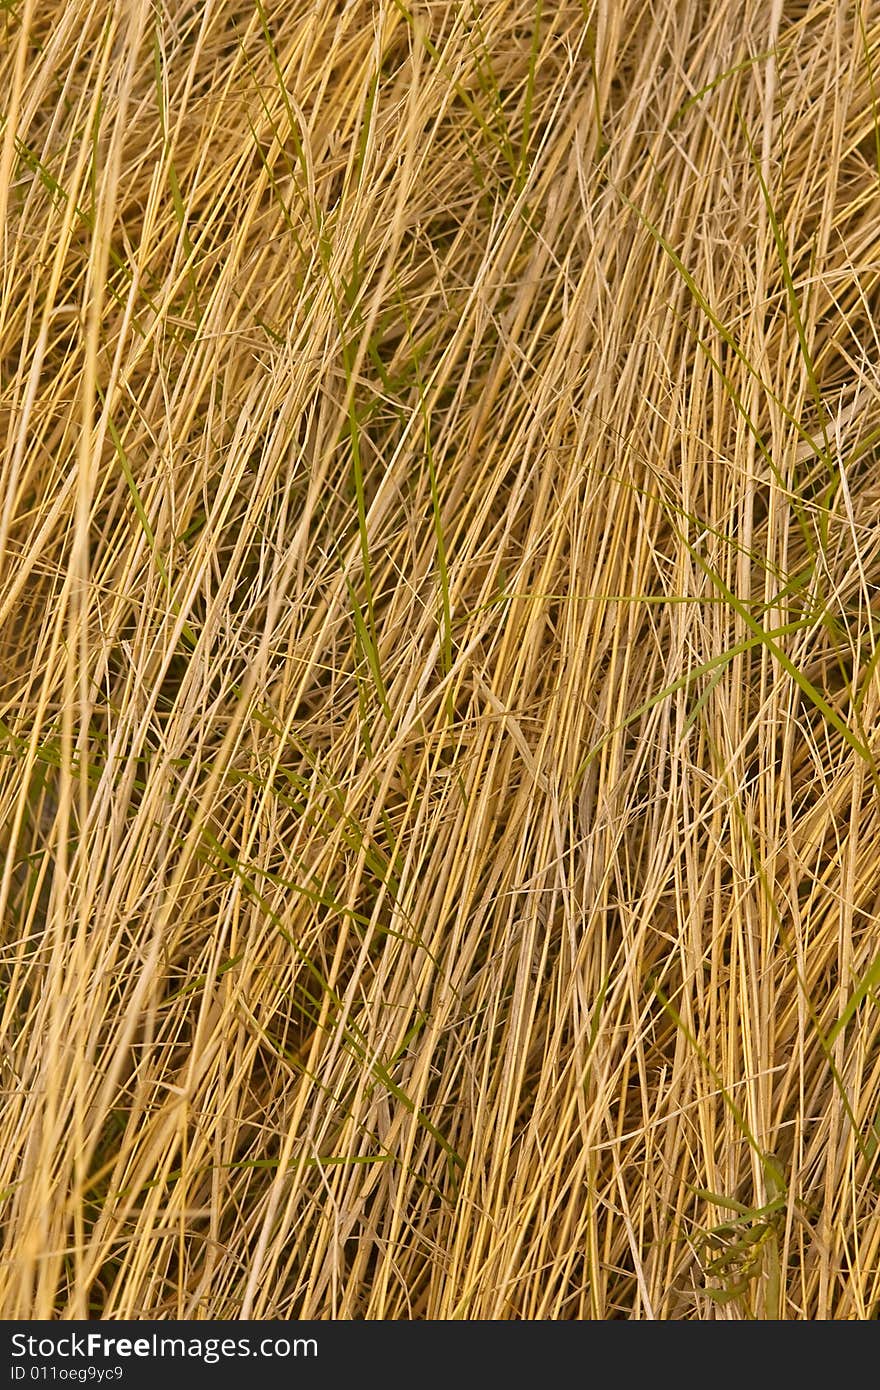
[2,0,880,1320]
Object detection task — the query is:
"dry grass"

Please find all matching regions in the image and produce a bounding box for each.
[2,0,880,1320]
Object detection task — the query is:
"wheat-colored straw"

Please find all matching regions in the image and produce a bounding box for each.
[2,0,880,1319]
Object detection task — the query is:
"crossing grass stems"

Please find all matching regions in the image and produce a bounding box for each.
[2,0,880,1319]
